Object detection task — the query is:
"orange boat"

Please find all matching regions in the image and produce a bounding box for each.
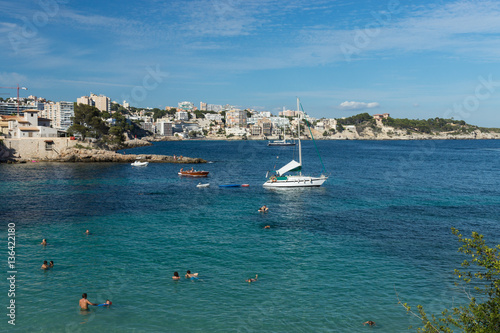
[178,168,209,177]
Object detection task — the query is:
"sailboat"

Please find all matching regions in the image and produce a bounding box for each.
[263,98,328,188]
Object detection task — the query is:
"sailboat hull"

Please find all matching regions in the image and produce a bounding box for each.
[263,175,328,188]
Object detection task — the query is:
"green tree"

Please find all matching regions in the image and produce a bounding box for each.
[399,228,500,332]
[323,130,328,137]
[68,104,109,140]
[336,123,345,133]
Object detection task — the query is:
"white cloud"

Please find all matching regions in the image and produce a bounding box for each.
[339,101,380,110]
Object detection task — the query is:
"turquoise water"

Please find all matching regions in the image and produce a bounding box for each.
[1,140,500,332]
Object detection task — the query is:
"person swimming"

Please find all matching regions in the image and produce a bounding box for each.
[99,299,112,306]
[79,293,97,310]
[363,321,376,326]
[258,205,268,212]
[246,274,258,283]
[185,270,198,278]
[41,261,49,270]
[41,239,47,246]
[172,272,180,280]
[49,261,54,268]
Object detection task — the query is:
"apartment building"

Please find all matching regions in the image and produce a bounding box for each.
[43,102,74,131]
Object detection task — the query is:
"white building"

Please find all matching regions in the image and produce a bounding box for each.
[226,127,248,136]
[178,101,194,112]
[176,111,189,121]
[1,109,58,138]
[205,113,223,122]
[156,121,173,136]
[43,102,74,131]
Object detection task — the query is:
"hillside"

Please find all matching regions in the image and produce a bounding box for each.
[318,113,500,140]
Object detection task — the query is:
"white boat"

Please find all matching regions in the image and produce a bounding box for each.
[196,183,210,188]
[268,114,296,146]
[267,139,296,146]
[131,160,149,167]
[263,98,328,188]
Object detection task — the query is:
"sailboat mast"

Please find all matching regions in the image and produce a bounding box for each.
[297,98,302,174]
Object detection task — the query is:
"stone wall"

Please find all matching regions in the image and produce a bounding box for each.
[2,138,81,161]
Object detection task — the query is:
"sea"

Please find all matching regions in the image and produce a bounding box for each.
[1,139,499,333]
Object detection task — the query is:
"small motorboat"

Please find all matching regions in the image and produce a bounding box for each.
[196,183,210,188]
[131,160,149,167]
[178,168,209,177]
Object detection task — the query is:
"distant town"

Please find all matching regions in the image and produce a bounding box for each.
[1,92,499,143]
[0,92,344,140]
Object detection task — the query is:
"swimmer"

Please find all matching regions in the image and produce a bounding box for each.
[49,261,54,268]
[79,293,97,310]
[246,274,258,283]
[41,260,49,270]
[41,239,47,246]
[185,270,198,278]
[100,299,112,306]
[172,272,180,280]
[363,321,376,326]
[85,230,90,235]
[264,225,271,229]
[258,205,268,212]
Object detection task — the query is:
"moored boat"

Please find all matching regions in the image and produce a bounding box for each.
[263,98,328,188]
[196,183,210,188]
[267,139,296,146]
[131,160,149,167]
[178,168,209,177]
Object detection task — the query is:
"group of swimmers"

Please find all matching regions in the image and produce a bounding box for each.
[172,270,198,280]
[79,293,112,311]
[41,260,54,270]
[40,240,54,270]
[258,205,268,212]
[41,231,113,310]
[171,270,258,283]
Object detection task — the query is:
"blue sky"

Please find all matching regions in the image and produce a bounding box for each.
[1,0,500,126]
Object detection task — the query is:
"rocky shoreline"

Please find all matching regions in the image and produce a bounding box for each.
[50,148,206,164]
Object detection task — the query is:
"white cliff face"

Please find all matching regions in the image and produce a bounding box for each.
[317,124,500,140]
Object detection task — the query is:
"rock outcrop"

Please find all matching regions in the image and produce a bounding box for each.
[29,148,205,164]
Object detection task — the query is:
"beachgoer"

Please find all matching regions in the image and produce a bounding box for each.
[363,321,376,326]
[264,225,271,229]
[258,205,268,212]
[101,299,112,306]
[49,261,54,268]
[185,270,198,278]
[246,274,258,283]
[190,167,194,172]
[41,239,47,246]
[79,293,97,310]
[172,272,180,280]
[41,260,49,270]
[85,230,90,235]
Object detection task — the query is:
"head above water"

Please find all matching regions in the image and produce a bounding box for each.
[174,272,179,277]
[82,293,87,299]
